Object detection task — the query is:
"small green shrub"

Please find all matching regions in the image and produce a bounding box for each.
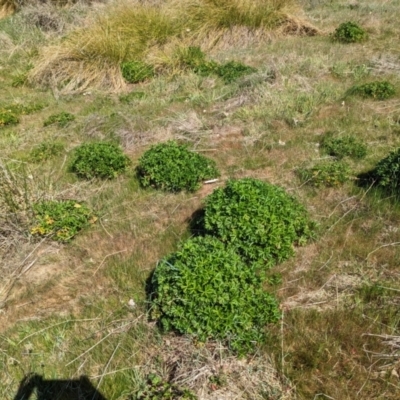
[30,200,96,242]
[44,112,75,128]
[202,178,315,268]
[349,81,396,100]
[215,61,257,83]
[29,141,64,163]
[372,148,400,193]
[177,47,256,82]
[133,374,197,400]
[69,142,130,179]
[149,236,281,354]
[321,135,367,159]
[298,160,351,187]
[137,141,220,192]
[332,21,367,43]
[0,110,19,127]
[121,60,155,84]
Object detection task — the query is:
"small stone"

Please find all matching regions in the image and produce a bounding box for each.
[278,140,286,146]
[128,299,136,309]
[391,369,399,379]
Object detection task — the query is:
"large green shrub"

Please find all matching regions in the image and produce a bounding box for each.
[69,142,130,179]
[149,236,280,354]
[202,178,315,268]
[373,148,400,193]
[137,141,220,192]
[30,200,96,242]
[332,21,367,43]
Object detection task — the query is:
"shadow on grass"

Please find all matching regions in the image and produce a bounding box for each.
[13,374,107,400]
[186,207,207,237]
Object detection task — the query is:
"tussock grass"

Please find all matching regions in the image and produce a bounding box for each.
[29,0,314,92]
[0,0,16,19]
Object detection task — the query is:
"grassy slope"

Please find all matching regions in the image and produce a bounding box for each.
[1,0,400,399]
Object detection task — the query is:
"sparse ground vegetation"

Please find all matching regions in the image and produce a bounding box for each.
[298,159,352,187]
[30,199,96,242]
[1,0,400,399]
[43,111,75,127]
[321,134,367,159]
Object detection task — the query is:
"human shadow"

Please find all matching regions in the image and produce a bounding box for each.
[13,373,107,400]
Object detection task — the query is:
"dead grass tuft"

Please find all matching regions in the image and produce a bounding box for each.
[0,0,16,19]
[151,336,295,399]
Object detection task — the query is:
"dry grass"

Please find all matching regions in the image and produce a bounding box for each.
[28,0,316,93]
[0,0,16,19]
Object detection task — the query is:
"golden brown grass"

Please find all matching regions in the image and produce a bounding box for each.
[0,0,16,19]
[28,0,315,93]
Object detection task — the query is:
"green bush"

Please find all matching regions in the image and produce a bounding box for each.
[202,178,315,268]
[215,61,257,83]
[30,200,96,242]
[149,236,281,354]
[321,135,367,159]
[349,81,396,100]
[69,142,130,179]
[177,47,256,82]
[332,21,367,43]
[0,110,19,127]
[44,111,75,128]
[121,60,155,84]
[298,160,351,187]
[29,141,64,163]
[133,374,196,400]
[373,148,400,193]
[137,141,220,192]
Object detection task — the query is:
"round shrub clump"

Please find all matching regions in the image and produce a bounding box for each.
[149,236,281,354]
[30,200,96,242]
[332,21,367,43]
[137,140,220,192]
[69,142,130,179]
[373,148,400,193]
[202,178,315,268]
